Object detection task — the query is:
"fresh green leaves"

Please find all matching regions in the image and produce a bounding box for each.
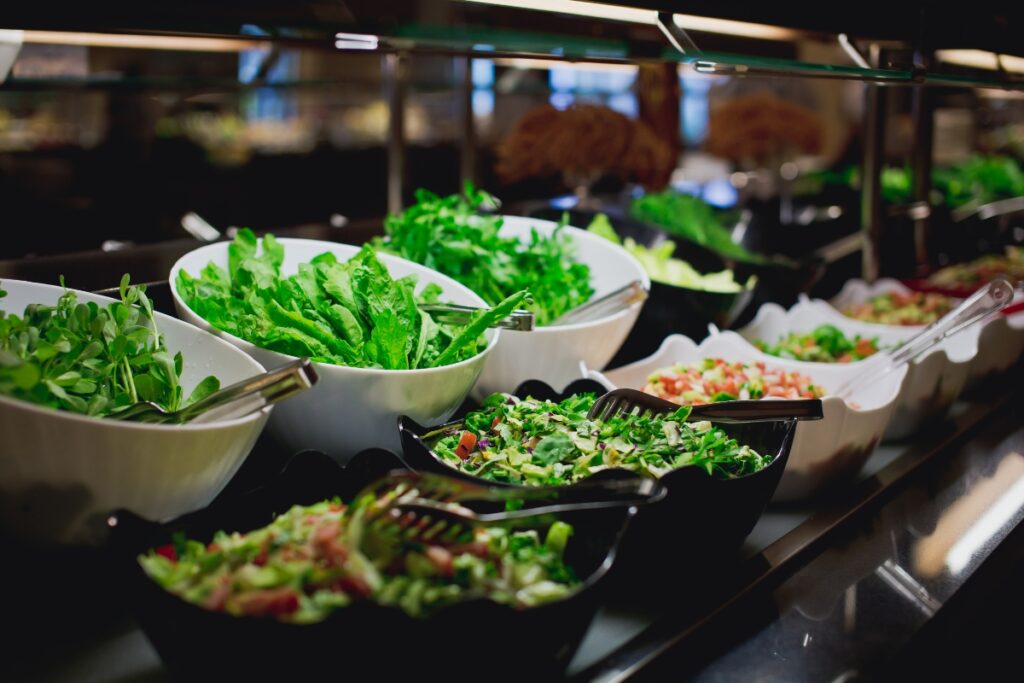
[432,392,769,485]
[754,324,881,363]
[377,183,593,326]
[177,229,522,370]
[140,492,578,621]
[587,214,753,293]
[0,277,220,417]
[630,191,768,264]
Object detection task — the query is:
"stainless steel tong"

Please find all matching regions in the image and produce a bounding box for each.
[359,469,665,545]
[109,358,317,424]
[418,303,535,331]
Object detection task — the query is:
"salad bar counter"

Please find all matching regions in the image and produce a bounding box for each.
[3,195,1024,681]
[6,366,1022,682]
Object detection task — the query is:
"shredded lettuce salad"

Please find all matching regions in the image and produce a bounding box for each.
[431,392,768,486]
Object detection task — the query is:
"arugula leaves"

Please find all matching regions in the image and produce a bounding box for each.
[0,276,219,417]
[376,184,593,326]
[177,230,523,370]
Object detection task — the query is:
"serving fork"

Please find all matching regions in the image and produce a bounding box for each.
[586,388,824,423]
[357,469,665,545]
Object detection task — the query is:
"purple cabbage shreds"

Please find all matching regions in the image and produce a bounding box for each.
[598,443,605,450]
[506,397,515,405]
[479,439,491,448]
[527,447,534,453]
[547,412,554,417]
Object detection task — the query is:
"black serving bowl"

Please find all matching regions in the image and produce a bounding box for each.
[399,380,797,570]
[108,448,636,682]
[530,201,823,308]
[529,205,757,363]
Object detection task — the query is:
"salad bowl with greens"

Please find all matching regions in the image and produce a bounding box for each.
[588,333,906,500]
[0,278,269,544]
[399,379,798,555]
[378,187,649,398]
[171,232,514,457]
[586,213,756,362]
[826,277,1022,392]
[112,449,635,681]
[740,299,974,440]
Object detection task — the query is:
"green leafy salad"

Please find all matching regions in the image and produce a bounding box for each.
[630,190,768,264]
[377,185,593,326]
[139,493,578,622]
[0,277,219,417]
[587,214,752,293]
[431,392,768,485]
[176,229,525,370]
[754,324,881,363]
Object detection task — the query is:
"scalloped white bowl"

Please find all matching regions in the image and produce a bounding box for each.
[585,332,906,500]
[470,216,649,399]
[739,299,973,440]
[830,278,1024,389]
[171,238,499,458]
[0,279,270,544]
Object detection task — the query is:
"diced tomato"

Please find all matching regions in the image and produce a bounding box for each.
[334,575,372,598]
[455,430,478,460]
[312,520,348,567]
[424,546,454,576]
[491,416,501,429]
[202,576,231,611]
[449,540,490,558]
[233,587,300,617]
[155,544,177,562]
[855,339,876,357]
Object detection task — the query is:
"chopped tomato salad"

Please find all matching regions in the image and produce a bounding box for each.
[643,358,824,405]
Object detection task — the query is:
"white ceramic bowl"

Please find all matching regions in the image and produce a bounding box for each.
[585,332,906,501]
[830,278,1024,389]
[0,279,270,544]
[471,215,649,399]
[171,238,499,458]
[739,300,973,440]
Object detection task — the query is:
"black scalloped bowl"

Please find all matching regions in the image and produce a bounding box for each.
[108,448,636,682]
[399,379,796,565]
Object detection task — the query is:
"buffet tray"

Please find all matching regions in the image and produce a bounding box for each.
[5,281,1023,682]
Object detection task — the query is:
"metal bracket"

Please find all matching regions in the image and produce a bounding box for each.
[657,12,702,56]
[838,34,869,68]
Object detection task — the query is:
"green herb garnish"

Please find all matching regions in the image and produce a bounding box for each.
[176,229,524,370]
[433,392,769,486]
[376,184,593,326]
[0,275,219,416]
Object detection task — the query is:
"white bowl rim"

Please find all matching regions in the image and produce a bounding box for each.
[465,215,651,333]
[825,278,963,334]
[170,236,501,377]
[0,278,268,432]
[589,331,906,415]
[738,300,974,370]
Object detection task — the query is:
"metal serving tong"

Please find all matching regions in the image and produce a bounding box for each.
[358,470,666,545]
[832,278,1015,400]
[418,303,535,331]
[587,388,824,423]
[110,358,317,424]
[549,280,649,326]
